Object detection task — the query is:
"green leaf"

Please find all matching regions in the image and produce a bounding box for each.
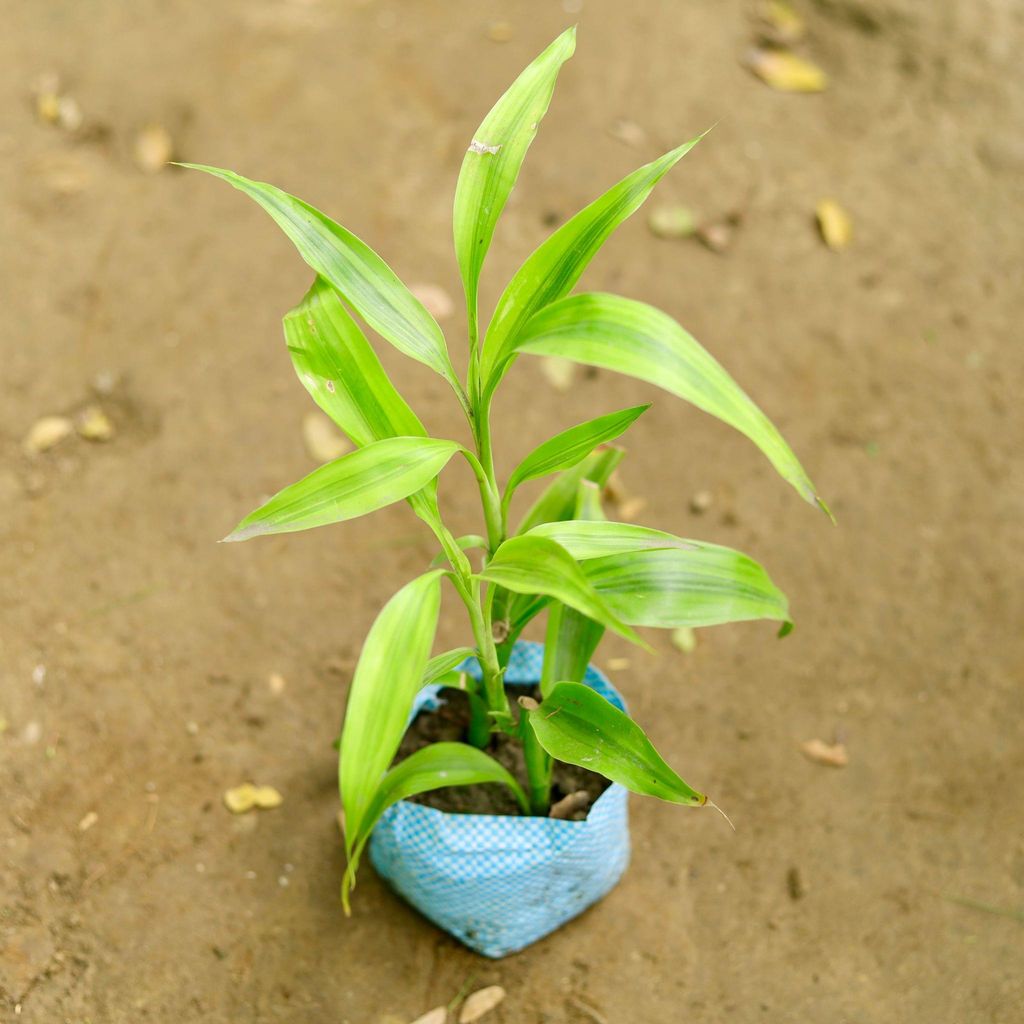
[583,545,790,629]
[516,445,624,535]
[524,681,706,805]
[284,278,425,446]
[422,647,476,686]
[515,292,827,514]
[429,534,487,569]
[342,742,528,910]
[339,571,444,858]
[527,519,696,560]
[225,436,461,541]
[180,163,463,399]
[505,405,649,506]
[481,134,707,387]
[453,27,576,332]
[478,535,646,648]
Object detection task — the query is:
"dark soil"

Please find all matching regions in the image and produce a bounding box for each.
[395,688,611,817]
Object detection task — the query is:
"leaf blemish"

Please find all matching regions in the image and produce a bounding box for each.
[469,139,502,155]
[325,379,335,393]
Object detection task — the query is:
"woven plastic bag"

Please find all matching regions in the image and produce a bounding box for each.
[369,641,630,958]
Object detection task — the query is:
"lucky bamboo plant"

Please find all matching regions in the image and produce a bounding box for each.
[184,27,828,909]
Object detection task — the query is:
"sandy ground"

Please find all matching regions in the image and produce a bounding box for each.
[2,1,1023,1021]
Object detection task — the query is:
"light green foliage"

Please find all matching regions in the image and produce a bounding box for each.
[224,436,461,541]
[523,682,706,805]
[186,28,827,909]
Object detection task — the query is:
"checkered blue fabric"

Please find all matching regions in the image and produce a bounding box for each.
[369,641,630,958]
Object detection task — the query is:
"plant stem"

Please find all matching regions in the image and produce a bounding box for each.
[520,709,552,814]
[466,692,491,749]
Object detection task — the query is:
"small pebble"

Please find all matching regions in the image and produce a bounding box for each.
[268,672,287,695]
[539,356,576,392]
[800,738,848,767]
[606,657,630,671]
[277,875,289,887]
[76,405,115,442]
[134,124,174,173]
[185,721,199,736]
[670,627,697,653]
[689,489,713,513]
[78,811,99,832]
[648,204,697,240]
[409,1009,447,1024]
[23,721,43,745]
[459,986,506,1023]
[303,411,351,462]
[608,118,646,148]
[31,664,46,686]
[410,282,454,320]
[486,20,514,43]
[23,416,74,455]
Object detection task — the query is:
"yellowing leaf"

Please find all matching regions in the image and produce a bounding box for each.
[745,48,827,93]
[816,198,852,250]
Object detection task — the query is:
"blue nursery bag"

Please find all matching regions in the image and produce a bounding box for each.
[368,641,630,959]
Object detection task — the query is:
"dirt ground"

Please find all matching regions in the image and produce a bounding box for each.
[2,1,1022,1021]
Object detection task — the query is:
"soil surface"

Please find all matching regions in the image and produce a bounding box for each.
[2,1,1023,1022]
[396,688,610,817]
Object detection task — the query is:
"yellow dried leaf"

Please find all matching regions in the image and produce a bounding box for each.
[409,1008,447,1024]
[253,785,283,809]
[459,986,506,1024]
[800,738,848,767]
[224,784,259,814]
[671,627,697,653]
[745,48,827,93]
[816,199,852,250]
[76,405,115,442]
[23,416,74,455]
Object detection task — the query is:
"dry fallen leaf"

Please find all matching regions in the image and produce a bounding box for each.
[23,416,74,455]
[800,738,848,767]
[816,198,852,250]
[539,356,576,392]
[648,204,697,240]
[134,124,174,173]
[549,790,591,820]
[78,811,99,832]
[758,1,806,45]
[410,282,454,320]
[253,785,283,809]
[409,1008,447,1024]
[224,784,259,814]
[303,411,351,462]
[670,627,697,653]
[744,48,827,93]
[76,405,115,442]
[458,986,506,1024]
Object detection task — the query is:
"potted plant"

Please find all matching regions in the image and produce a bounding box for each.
[183,26,827,958]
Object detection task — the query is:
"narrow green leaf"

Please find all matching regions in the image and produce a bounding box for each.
[422,647,476,685]
[482,134,707,387]
[527,518,696,560]
[225,436,461,541]
[525,681,706,805]
[429,534,487,569]
[516,445,624,535]
[583,545,791,629]
[342,742,528,910]
[505,404,649,503]
[284,278,425,446]
[181,163,462,395]
[453,27,576,329]
[515,292,827,513]
[478,536,646,648]
[339,571,444,856]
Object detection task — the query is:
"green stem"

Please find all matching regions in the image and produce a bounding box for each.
[466,692,491,749]
[520,709,552,815]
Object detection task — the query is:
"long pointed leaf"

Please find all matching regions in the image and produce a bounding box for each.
[339,571,444,856]
[225,436,460,541]
[524,681,706,805]
[478,535,645,648]
[453,27,576,331]
[422,647,477,686]
[481,134,707,387]
[284,278,425,446]
[515,292,827,513]
[181,163,462,395]
[342,741,528,910]
[527,519,697,560]
[583,545,790,629]
[505,404,649,502]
